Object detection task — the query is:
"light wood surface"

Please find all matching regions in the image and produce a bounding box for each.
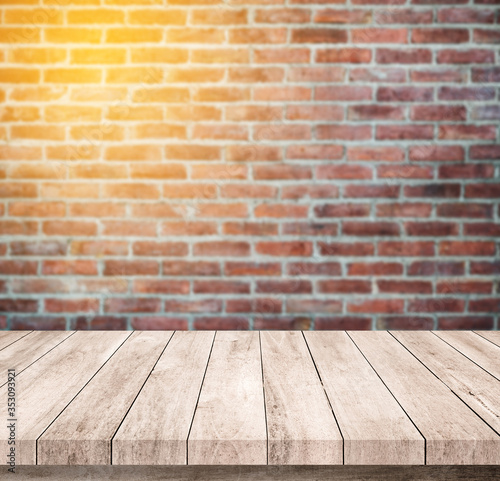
[433,331,500,381]
[349,331,500,465]
[38,331,173,465]
[113,331,214,465]
[0,331,73,387]
[304,331,424,465]
[188,331,267,465]
[0,330,498,466]
[261,331,342,465]
[0,330,32,351]
[0,331,130,465]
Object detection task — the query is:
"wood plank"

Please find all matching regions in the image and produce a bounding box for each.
[113,331,214,465]
[38,331,173,465]
[433,331,500,380]
[261,331,342,465]
[349,331,500,465]
[392,331,500,437]
[475,331,500,348]
[0,331,131,465]
[12,465,500,481]
[0,331,73,387]
[188,331,267,465]
[304,331,424,465]
[0,331,32,351]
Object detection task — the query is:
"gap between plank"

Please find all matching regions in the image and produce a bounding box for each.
[301,331,345,465]
[185,330,217,466]
[346,331,428,465]
[0,331,33,352]
[389,331,500,439]
[258,331,269,466]
[109,330,177,465]
[35,331,135,466]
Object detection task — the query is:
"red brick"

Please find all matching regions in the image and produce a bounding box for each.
[377,280,433,294]
[316,48,372,63]
[439,164,494,179]
[348,262,403,276]
[343,221,400,236]
[133,242,188,257]
[439,241,496,256]
[256,280,312,294]
[348,105,404,121]
[344,185,400,198]
[465,184,500,198]
[194,280,250,294]
[377,86,433,102]
[104,260,159,276]
[378,241,435,256]
[437,49,495,64]
[376,203,432,218]
[438,316,494,330]
[377,316,434,330]
[131,317,188,330]
[410,68,467,83]
[411,105,466,121]
[225,262,281,276]
[317,165,372,180]
[319,242,374,256]
[256,241,312,257]
[0,299,38,313]
[437,203,493,218]
[282,185,339,200]
[318,280,372,294]
[377,166,434,180]
[45,298,99,313]
[105,298,161,313]
[287,299,342,314]
[439,124,496,140]
[437,8,495,23]
[408,298,465,313]
[347,146,404,162]
[193,241,250,257]
[163,261,220,276]
[11,241,67,256]
[223,222,278,236]
[463,223,500,237]
[408,261,464,277]
[470,261,500,276]
[11,316,66,330]
[377,48,431,64]
[74,316,126,330]
[42,260,98,276]
[412,28,469,43]
[133,280,189,294]
[0,261,37,275]
[469,299,500,313]
[437,280,492,295]
[315,203,370,218]
[316,317,372,330]
[194,317,249,330]
[405,184,461,198]
[291,28,347,43]
[227,298,282,314]
[286,262,342,276]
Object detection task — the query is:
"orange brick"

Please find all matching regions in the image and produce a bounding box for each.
[166,28,224,43]
[193,87,250,102]
[165,105,221,121]
[106,105,163,121]
[45,28,102,43]
[0,106,39,122]
[43,221,97,236]
[9,201,65,217]
[128,9,186,24]
[106,28,162,43]
[4,8,64,24]
[69,163,125,179]
[130,163,187,179]
[45,106,101,122]
[191,48,249,63]
[106,67,164,83]
[70,203,126,217]
[163,183,217,199]
[105,145,162,161]
[70,87,128,102]
[0,183,37,198]
[103,183,161,199]
[191,9,247,25]
[130,48,188,63]
[132,87,190,103]
[229,28,287,44]
[0,68,40,83]
[10,86,66,101]
[41,183,100,199]
[193,124,249,140]
[0,27,41,43]
[46,145,101,161]
[132,123,186,139]
[192,164,248,180]
[165,144,221,161]
[11,125,65,141]
[0,146,41,161]
[67,9,125,24]
[10,163,66,180]
[70,124,125,141]
[0,221,38,236]
[9,48,66,63]
[71,48,127,64]
[44,68,102,83]
[165,68,224,83]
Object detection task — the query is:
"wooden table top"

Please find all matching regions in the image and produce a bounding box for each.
[0,330,499,466]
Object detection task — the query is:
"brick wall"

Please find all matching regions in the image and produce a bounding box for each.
[0,0,499,331]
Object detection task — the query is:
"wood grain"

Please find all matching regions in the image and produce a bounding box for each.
[393,331,500,437]
[433,331,500,380]
[0,331,32,351]
[305,331,424,465]
[38,331,172,465]
[188,331,267,465]
[349,331,500,465]
[261,331,342,465]
[0,331,73,387]
[476,331,500,348]
[113,331,214,465]
[0,331,130,465]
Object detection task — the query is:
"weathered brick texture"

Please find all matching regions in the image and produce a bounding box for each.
[0,0,498,331]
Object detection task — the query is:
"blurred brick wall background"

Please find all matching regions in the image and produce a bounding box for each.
[0,0,499,330]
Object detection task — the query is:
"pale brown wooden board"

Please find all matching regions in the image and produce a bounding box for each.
[304,331,424,465]
[188,331,267,465]
[392,331,500,437]
[476,331,500,348]
[0,331,32,351]
[113,331,214,465]
[261,331,343,465]
[0,331,131,465]
[349,331,500,465]
[0,331,73,387]
[433,331,500,380]
[38,331,173,465]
